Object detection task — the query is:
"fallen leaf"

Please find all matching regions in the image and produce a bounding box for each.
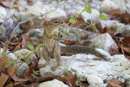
[0,73,9,87]
[7,66,16,76]
[82,41,91,46]
[5,82,13,87]
[57,74,77,86]
[0,56,8,71]
[109,9,120,15]
[12,74,28,82]
[120,46,130,55]
[63,40,76,46]
[123,36,130,47]
[107,80,121,87]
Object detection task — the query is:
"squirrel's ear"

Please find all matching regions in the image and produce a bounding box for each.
[44,20,51,25]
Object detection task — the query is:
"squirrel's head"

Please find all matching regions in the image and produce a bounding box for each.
[48,19,63,28]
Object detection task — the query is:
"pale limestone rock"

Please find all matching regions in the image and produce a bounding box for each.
[38,79,68,87]
[39,54,130,87]
[101,0,118,14]
[89,33,116,52]
[76,8,100,22]
[87,75,104,87]
[15,62,29,78]
[0,6,7,22]
[97,20,125,34]
[14,49,37,61]
[21,2,67,25]
[0,48,16,59]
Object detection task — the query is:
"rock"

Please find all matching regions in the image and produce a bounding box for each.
[76,8,100,22]
[27,28,44,39]
[14,49,37,61]
[101,0,130,14]
[0,6,7,22]
[39,53,130,87]
[13,49,37,78]
[15,62,29,78]
[97,20,125,34]
[97,20,119,29]
[87,75,104,87]
[111,22,124,34]
[101,0,118,14]
[38,79,68,87]
[0,48,29,78]
[89,33,116,52]
[122,25,130,35]
[21,2,67,25]
[0,7,19,40]
[0,48,16,59]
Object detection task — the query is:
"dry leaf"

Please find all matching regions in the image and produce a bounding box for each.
[109,9,120,15]
[5,82,13,87]
[0,73,9,87]
[7,66,16,76]
[123,36,130,47]
[58,74,77,86]
[107,80,121,87]
[12,74,28,82]
[82,41,91,46]
[63,40,75,46]
[0,56,8,71]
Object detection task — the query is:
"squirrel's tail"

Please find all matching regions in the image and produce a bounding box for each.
[60,46,110,61]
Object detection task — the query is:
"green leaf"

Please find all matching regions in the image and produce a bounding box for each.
[76,36,80,42]
[26,41,30,47]
[59,28,64,32]
[99,14,108,20]
[29,44,34,50]
[0,28,4,31]
[87,19,91,24]
[92,26,99,33]
[85,7,92,14]
[26,41,34,50]
[69,30,76,34]
[69,17,77,24]
[25,59,31,65]
[12,60,17,67]
[29,19,34,26]
[52,36,60,40]
[13,14,18,19]
[88,4,92,8]
[36,43,46,50]
[42,17,46,24]
[84,1,89,6]
[21,52,28,56]
[84,1,92,8]
[98,9,102,14]
[63,69,69,74]
[31,74,36,78]
[5,61,12,68]
[32,41,37,45]
[71,68,77,72]
[33,69,39,75]
[2,52,7,57]
[65,28,69,34]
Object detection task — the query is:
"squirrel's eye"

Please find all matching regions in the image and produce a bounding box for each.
[55,21,58,23]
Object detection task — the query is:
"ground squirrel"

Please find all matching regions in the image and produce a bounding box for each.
[38,19,110,70]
